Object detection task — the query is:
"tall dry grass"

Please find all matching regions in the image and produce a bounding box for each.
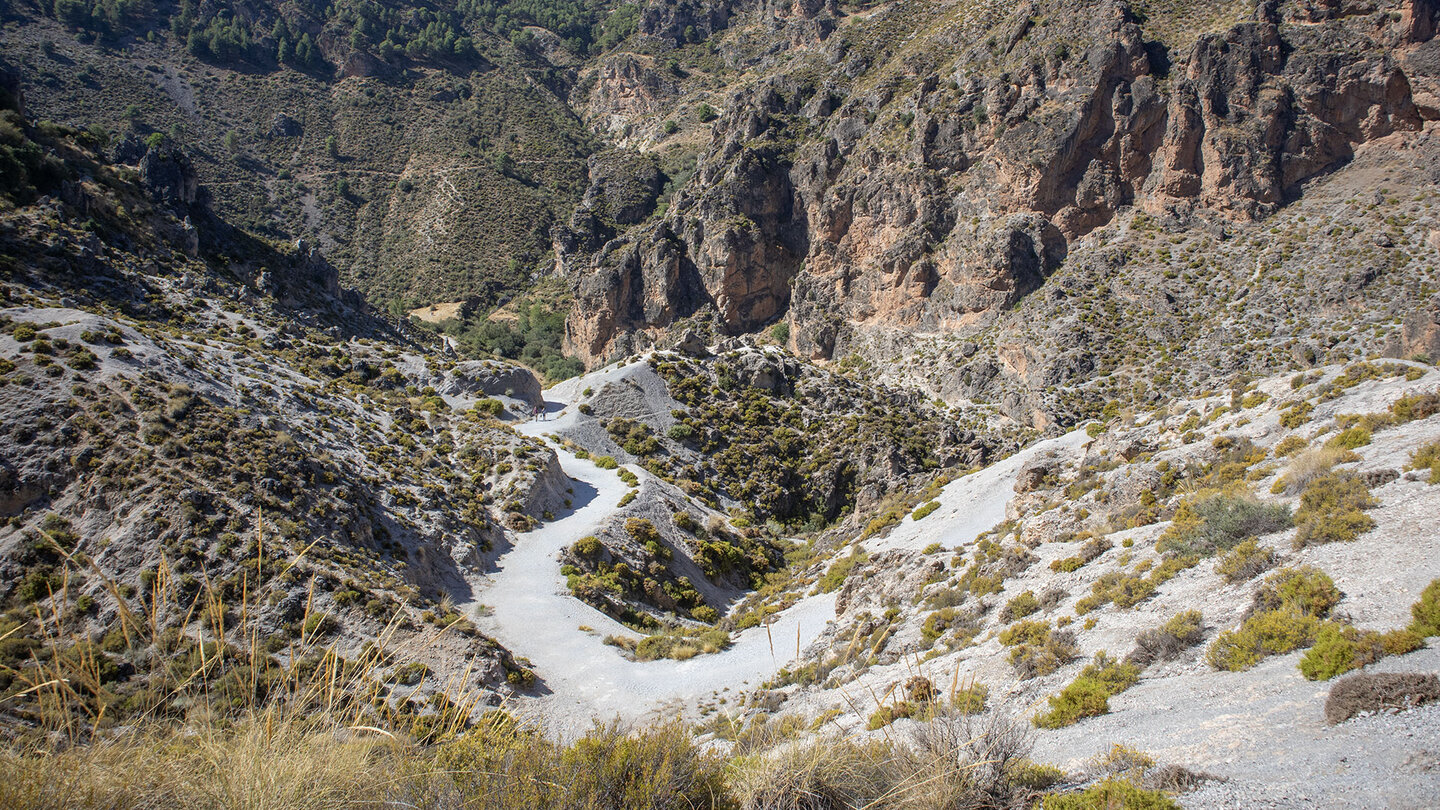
[1271,446,1356,496]
[1,521,1072,810]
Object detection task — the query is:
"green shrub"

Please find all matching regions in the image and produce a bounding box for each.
[950,682,989,715]
[912,500,941,520]
[1042,779,1180,809]
[1408,441,1440,484]
[1410,579,1440,637]
[1156,489,1291,558]
[1050,536,1112,573]
[1325,426,1371,450]
[1001,591,1040,622]
[1298,623,1383,681]
[1088,556,1197,612]
[573,535,602,557]
[1297,623,1421,681]
[302,612,337,637]
[592,455,618,469]
[1008,760,1065,791]
[1207,566,1340,671]
[1292,473,1377,548]
[1033,653,1140,729]
[818,551,865,593]
[1208,609,1321,671]
[1389,392,1440,422]
[1253,565,1342,617]
[617,491,637,507]
[1213,538,1277,583]
[999,619,1050,647]
[624,519,659,546]
[1273,435,1308,457]
[472,398,504,417]
[1280,401,1315,428]
[1382,629,1425,655]
[921,606,980,649]
[634,627,731,661]
[1003,621,1079,679]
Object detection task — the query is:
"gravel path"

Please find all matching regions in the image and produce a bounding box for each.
[866,428,1091,555]
[466,366,838,733]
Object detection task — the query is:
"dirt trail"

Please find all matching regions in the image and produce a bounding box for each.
[467,371,836,732]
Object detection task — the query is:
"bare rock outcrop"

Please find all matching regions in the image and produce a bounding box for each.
[563,0,1440,388]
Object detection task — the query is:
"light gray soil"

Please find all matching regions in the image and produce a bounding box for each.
[467,360,838,734]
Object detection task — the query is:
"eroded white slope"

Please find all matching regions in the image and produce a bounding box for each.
[865,428,1091,555]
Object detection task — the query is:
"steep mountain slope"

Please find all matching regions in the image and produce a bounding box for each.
[3,1,600,310]
[3,1,1440,806]
[558,0,1440,426]
[765,360,1440,806]
[0,98,566,727]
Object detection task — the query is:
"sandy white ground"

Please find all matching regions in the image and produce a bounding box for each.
[866,428,1091,555]
[466,365,837,733]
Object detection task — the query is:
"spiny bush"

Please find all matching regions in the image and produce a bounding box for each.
[1324,425,1371,450]
[1408,441,1440,484]
[1002,621,1079,679]
[1206,566,1340,671]
[1049,536,1112,573]
[1000,591,1040,622]
[1325,672,1440,724]
[1411,579,1440,637]
[1042,779,1180,809]
[912,500,941,520]
[1127,610,1204,667]
[1033,653,1140,729]
[1270,446,1357,496]
[1292,472,1377,548]
[1213,538,1277,583]
[1298,623,1422,681]
[818,551,865,593]
[1156,488,1291,558]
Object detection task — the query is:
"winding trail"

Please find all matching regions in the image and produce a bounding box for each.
[866,428,1092,555]
[467,380,836,731]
